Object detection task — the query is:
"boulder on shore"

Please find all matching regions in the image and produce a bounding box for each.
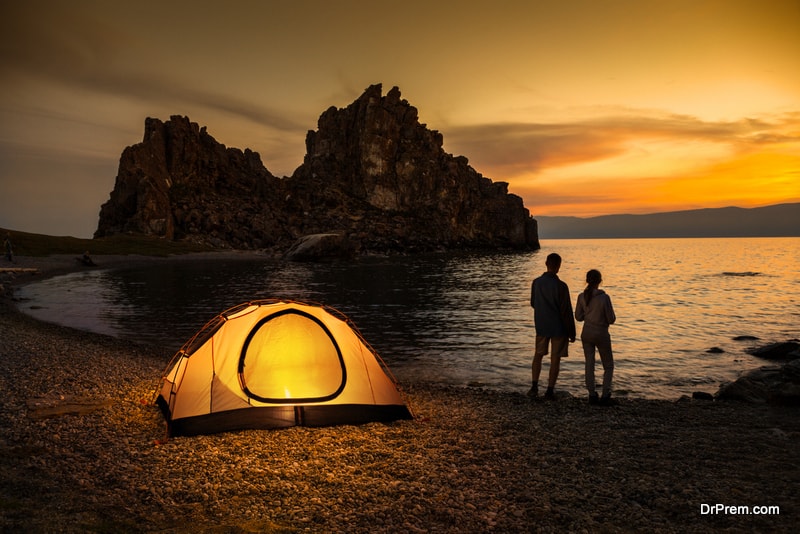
[716,359,800,405]
[285,234,355,262]
[746,341,800,361]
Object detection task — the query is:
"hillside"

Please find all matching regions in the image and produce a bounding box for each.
[536,203,799,239]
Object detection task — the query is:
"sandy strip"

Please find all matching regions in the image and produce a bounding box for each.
[1,255,799,532]
[1,250,267,285]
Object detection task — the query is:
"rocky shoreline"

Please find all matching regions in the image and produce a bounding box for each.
[2,256,799,532]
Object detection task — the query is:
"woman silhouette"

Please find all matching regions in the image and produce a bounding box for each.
[575,269,616,405]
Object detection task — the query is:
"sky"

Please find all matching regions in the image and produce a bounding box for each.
[1,0,799,238]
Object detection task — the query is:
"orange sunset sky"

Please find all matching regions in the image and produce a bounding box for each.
[1,0,799,238]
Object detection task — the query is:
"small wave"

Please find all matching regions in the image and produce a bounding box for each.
[720,271,761,277]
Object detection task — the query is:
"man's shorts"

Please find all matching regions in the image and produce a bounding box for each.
[535,335,569,358]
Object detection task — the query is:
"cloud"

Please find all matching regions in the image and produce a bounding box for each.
[437,110,800,217]
[0,2,306,133]
[443,110,800,181]
[444,123,622,175]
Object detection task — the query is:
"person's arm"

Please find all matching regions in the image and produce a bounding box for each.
[605,295,616,325]
[560,283,576,341]
[575,294,585,322]
[530,280,536,309]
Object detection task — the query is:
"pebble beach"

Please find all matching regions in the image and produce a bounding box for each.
[1,255,799,533]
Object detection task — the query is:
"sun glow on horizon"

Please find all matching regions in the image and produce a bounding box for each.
[514,144,800,218]
[466,109,800,218]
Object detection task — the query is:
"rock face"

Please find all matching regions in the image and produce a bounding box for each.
[95,84,539,253]
[94,117,287,249]
[716,340,800,405]
[716,360,800,405]
[284,234,355,262]
[746,341,800,361]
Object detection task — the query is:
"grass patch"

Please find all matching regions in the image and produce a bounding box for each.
[1,228,213,257]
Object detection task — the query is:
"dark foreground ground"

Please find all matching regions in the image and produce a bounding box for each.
[1,255,798,533]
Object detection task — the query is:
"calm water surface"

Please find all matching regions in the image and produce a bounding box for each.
[17,238,800,400]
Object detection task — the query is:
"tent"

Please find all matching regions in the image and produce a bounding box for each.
[155,299,413,436]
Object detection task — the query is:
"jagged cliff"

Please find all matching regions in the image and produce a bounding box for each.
[95,84,539,253]
[94,117,287,248]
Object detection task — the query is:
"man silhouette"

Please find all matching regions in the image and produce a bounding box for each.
[529,253,575,400]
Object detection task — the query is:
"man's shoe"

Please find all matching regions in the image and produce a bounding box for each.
[526,386,539,399]
[544,388,556,401]
[599,394,618,406]
[588,392,599,405]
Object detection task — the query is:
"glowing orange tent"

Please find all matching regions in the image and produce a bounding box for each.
[156,299,413,436]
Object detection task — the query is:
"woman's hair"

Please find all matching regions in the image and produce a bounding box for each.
[584,269,602,305]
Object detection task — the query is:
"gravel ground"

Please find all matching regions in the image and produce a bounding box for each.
[1,256,799,533]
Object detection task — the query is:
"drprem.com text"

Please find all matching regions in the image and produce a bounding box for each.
[700,504,780,515]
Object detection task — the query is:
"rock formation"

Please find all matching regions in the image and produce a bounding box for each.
[746,341,800,361]
[716,360,800,405]
[715,341,800,405]
[95,84,539,254]
[94,117,287,249]
[284,233,356,262]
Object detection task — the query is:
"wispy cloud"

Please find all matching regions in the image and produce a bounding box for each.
[438,110,800,216]
[444,111,800,181]
[0,3,306,133]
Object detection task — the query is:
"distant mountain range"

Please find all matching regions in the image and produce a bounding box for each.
[535,203,799,239]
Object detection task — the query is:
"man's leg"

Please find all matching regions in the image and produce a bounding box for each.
[531,353,544,384]
[530,336,549,397]
[545,337,568,399]
[529,354,544,397]
[547,353,561,389]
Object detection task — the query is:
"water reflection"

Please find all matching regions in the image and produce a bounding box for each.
[17,238,800,400]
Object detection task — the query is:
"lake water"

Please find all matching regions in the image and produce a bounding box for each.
[15,238,800,400]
